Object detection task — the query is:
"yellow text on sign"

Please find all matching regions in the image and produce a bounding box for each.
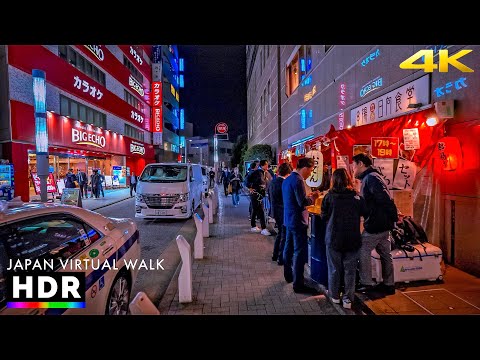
[399,49,474,73]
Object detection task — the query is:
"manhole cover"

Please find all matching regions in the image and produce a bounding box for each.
[402,289,480,315]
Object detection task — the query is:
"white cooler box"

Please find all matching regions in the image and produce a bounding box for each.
[371,243,443,283]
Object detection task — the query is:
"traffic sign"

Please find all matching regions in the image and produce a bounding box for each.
[215,122,228,134]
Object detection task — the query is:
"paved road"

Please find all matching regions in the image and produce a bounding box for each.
[96,197,196,306]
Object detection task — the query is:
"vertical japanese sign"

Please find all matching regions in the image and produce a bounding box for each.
[30,172,57,194]
[305,150,323,188]
[338,83,346,130]
[403,128,420,150]
[152,81,163,146]
[373,159,394,189]
[371,137,399,159]
[393,159,416,189]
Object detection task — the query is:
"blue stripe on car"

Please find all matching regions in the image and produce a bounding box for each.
[45,230,139,315]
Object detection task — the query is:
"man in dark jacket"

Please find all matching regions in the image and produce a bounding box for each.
[245,161,258,220]
[248,160,270,236]
[353,153,397,295]
[282,157,320,294]
[220,167,231,196]
[76,168,88,199]
[268,162,292,264]
[64,168,77,189]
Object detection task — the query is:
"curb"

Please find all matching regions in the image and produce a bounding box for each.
[87,196,133,211]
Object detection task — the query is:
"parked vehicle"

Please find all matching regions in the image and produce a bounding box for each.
[0,202,140,315]
[135,163,203,219]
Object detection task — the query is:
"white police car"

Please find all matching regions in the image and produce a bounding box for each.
[0,202,140,315]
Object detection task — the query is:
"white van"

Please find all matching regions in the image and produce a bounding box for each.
[135,163,203,219]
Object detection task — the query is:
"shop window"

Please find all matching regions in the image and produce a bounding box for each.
[125,124,144,142]
[59,95,106,129]
[123,55,144,84]
[124,90,143,112]
[58,46,106,87]
[286,53,300,96]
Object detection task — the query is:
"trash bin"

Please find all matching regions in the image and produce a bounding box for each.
[309,213,328,288]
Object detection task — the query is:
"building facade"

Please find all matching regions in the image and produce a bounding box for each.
[0,45,184,201]
[247,45,480,277]
[186,136,233,168]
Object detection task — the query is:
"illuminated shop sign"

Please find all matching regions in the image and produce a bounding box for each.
[338,83,346,130]
[33,70,48,154]
[72,126,106,148]
[84,45,105,61]
[434,76,467,98]
[129,75,144,97]
[360,76,383,98]
[351,75,430,127]
[304,85,317,102]
[130,110,144,123]
[152,82,162,107]
[361,49,380,67]
[153,108,162,132]
[301,76,312,87]
[129,46,143,65]
[73,75,103,100]
[130,140,145,155]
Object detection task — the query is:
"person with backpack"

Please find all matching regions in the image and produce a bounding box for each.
[321,168,367,309]
[352,153,398,295]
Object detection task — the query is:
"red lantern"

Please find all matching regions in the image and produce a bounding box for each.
[437,137,462,171]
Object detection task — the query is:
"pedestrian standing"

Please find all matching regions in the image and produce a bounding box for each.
[353,153,398,295]
[248,160,270,236]
[64,168,77,189]
[282,157,320,294]
[76,168,88,199]
[130,171,138,197]
[321,168,367,309]
[269,162,292,265]
[229,167,243,206]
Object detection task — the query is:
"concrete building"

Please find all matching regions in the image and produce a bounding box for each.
[247,45,480,277]
[186,136,233,168]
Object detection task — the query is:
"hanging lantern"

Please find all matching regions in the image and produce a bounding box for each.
[437,137,462,171]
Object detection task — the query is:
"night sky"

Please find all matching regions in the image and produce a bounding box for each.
[178,45,246,142]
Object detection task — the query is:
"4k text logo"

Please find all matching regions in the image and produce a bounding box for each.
[400,49,474,73]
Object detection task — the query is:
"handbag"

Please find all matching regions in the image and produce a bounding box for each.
[228,183,233,194]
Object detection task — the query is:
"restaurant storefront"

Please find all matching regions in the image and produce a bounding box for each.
[3,100,155,201]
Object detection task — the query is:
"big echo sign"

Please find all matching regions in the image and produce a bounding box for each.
[215,122,228,134]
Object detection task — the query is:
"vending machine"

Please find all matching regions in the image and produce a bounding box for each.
[0,164,14,200]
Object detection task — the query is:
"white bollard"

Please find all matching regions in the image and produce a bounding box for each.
[129,291,160,315]
[175,235,192,303]
[202,202,210,237]
[207,196,214,224]
[193,213,204,259]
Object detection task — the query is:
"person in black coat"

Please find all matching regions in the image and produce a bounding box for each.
[268,162,292,264]
[220,167,231,196]
[64,168,77,189]
[229,167,243,206]
[321,168,367,309]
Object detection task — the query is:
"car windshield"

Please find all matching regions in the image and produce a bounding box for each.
[140,165,188,182]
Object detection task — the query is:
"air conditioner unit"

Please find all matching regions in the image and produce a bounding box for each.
[434,100,454,119]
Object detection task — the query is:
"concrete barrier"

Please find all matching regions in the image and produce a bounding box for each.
[175,235,192,303]
[129,291,160,315]
[201,202,210,237]
[193,213,204,259]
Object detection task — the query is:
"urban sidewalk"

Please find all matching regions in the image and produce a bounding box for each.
[356,264,480,315]
[158,190,341,315]
[30,187,133,211]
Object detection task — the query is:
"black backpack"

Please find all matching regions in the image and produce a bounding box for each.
[402,216,428,244]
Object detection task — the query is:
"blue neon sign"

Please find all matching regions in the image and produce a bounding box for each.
[33,70,48,154]
[359,76,383,98]
[179,58,184,72]
[300,109,306,129]
[361,49,380,67]
[301,76,312,87]
[180,109,185,130]
[180,136,186,148]
[300,59,306,72]
[180,74,184,88]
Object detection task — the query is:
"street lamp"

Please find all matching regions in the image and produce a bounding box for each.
[33,69,49,202]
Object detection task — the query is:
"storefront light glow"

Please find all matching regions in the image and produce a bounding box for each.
[33,70,48,154]
[180,109,185,130]
[426,117,439,126]
[179,58,184,72]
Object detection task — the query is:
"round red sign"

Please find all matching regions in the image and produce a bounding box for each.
[216,122,228,134]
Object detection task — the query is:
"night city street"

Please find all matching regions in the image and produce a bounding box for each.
[1,44,480,318]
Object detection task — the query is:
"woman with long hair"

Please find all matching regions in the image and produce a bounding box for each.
[321,168,367,309]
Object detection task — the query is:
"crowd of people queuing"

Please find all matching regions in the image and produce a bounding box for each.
[63,168,107,199]
[222,153,398,306]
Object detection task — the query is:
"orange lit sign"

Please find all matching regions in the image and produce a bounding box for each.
[304,85,316,102]
[371,137,399,158]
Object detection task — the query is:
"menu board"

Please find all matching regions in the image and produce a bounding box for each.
[61,188,82,207]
